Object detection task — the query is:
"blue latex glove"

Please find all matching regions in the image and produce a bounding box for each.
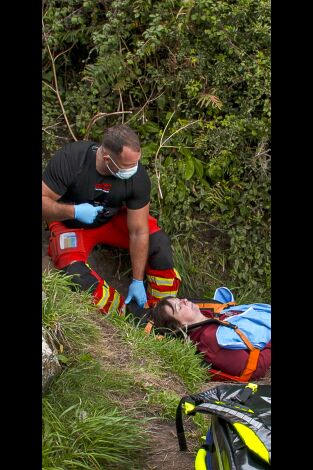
[74,203,103,224]
[125,279,147,307]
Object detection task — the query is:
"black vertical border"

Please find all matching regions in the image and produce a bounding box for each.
[1,2,42,468]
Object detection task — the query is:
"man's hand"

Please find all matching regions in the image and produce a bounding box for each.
[74,203,103,224]
[125,279,147,308]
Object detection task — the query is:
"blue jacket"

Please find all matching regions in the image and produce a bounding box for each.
[213,287,271,350]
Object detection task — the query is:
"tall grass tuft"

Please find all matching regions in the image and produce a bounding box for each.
[42,399,149,470]
[172,238,227,298]
[43,361,151,470]
[42,269,100,352]
[143,389,181,420]
[46,360,140,411]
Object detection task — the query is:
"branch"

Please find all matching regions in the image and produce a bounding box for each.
[42,19,78,141]
[255,149,271,158]
[154,112,175,199]
[154,114,200,200]
[118,89,124,124]
[54,43,75,63]
[42,80,57,94]
[84,111,133,140]
[42,128,69,140]
[162,119,200,146]
[126,89,165,124]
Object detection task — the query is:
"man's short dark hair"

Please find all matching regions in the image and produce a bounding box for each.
[102,124,140,156]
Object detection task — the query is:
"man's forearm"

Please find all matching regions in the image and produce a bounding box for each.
[129,232,149,280]
[42,196,75,222]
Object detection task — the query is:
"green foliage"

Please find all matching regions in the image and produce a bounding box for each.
[42,0,271,300]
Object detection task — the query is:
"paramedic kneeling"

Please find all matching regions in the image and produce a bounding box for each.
[42,124,181,315]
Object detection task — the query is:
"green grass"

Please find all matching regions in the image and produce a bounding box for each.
[43,360,152,470]
[42,399,149,470]
[108,313,209,391]
[42,271,155,469]
[171,237,267,303]
[45,360,139,410]
[42,270,100,353]
[143,389,181,420]
[42,269,213,469]
[172,238,228,299]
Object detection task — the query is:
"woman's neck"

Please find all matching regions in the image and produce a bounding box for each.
[187,310,208,326]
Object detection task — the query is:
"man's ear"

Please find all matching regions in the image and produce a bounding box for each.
[102,154,111,165]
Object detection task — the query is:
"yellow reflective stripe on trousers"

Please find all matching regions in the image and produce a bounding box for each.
[146,269,181,287]
[232,422,270,464]
[95,283,110,309]
[195,448,207,470]
[146,275,175,286]
[174,268,181,281]
[108,291,121,314]
[147,288,178,298]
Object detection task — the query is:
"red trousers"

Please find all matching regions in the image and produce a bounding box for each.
[47,208,180,314]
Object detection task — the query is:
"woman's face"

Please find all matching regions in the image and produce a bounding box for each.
[165,298,201,326]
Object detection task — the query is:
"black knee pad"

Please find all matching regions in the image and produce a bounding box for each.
[62,261,98,293]
[148,230,174,270]
[125,301,150,326]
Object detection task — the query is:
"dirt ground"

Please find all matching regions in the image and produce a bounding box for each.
[42,226,270,469]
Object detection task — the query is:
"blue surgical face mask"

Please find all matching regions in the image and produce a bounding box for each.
[106,155,138,180]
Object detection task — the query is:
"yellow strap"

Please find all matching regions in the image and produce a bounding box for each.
[232,422,270,464]
[182,402,196,414]
[246,383,258,392]
[195,448,207,470]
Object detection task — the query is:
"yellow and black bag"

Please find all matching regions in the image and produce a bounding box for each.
[176,383,271,469]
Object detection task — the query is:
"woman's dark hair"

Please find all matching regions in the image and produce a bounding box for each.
[102,124,140,156]
[150,296,182,331]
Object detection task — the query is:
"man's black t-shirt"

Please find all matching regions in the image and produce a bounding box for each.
[42,140,151,228]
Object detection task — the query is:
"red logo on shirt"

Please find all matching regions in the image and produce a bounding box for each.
[95,183,112,192]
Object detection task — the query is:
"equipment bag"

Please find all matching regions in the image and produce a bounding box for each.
[176,383,271,470]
